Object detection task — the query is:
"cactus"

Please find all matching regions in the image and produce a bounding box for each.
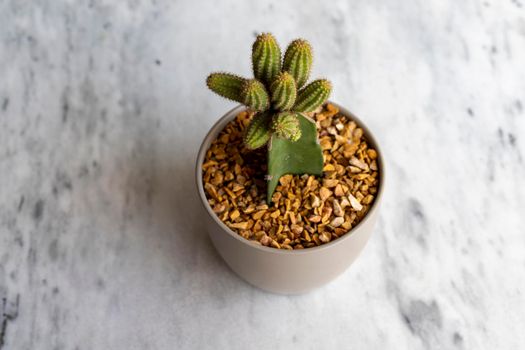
[269,72,296,111]
[244,111,272,150]
[252,33,281,86]
[293,79,332,112]
[206,73,246,102]
[206,33,331,202]
[283,39,313,89]
[241,79,270,111]
[272,112,301,141]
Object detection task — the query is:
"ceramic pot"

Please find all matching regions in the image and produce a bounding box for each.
[195,102,385,294]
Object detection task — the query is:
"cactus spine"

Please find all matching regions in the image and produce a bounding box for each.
[293,79,332,112]
[252,33,281,86]
[283,39,313,89]
[244,111,272,149]
[269,72,297,111]
[240,79,269,111]
[206,73,245,102]
[272,112,301,141]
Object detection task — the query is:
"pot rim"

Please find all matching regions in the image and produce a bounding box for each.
[195,101,385,255]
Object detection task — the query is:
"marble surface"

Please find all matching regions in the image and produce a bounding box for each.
[1,0,524,349]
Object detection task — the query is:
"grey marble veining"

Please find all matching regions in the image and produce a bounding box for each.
[1,0,524,349]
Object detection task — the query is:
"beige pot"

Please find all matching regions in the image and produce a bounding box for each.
[195,102,385,294]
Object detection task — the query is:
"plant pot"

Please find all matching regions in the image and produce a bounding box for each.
[195,101,385,294]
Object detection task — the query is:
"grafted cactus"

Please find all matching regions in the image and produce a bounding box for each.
[206,33,332,202]
[283,39,313,89]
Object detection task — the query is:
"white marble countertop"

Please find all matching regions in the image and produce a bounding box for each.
[1,0,524,349]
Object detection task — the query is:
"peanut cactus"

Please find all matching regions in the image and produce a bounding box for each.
[270,72,297,111]
[294,79,332,112]
[206,73,245,102]
[206,33,332,202]
[241,79,270,111]
[283,39,313,89]
[252,33,281,85]
[244,111,272,150]
[272,112,301,141]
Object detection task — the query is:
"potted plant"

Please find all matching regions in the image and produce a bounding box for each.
[196,33,385,294]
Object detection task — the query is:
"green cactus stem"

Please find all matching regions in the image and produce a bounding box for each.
[269,72,297,111]
[283,39,313,89]
[241,79,270,111]
[244,111,272,150]
[293,79,332,112]
[252,33,281,86]
[267,114,323,202]
[206,73,246,102]
[272,112,301,141]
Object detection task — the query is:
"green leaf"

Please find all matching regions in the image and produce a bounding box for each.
[267,113,323,203]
